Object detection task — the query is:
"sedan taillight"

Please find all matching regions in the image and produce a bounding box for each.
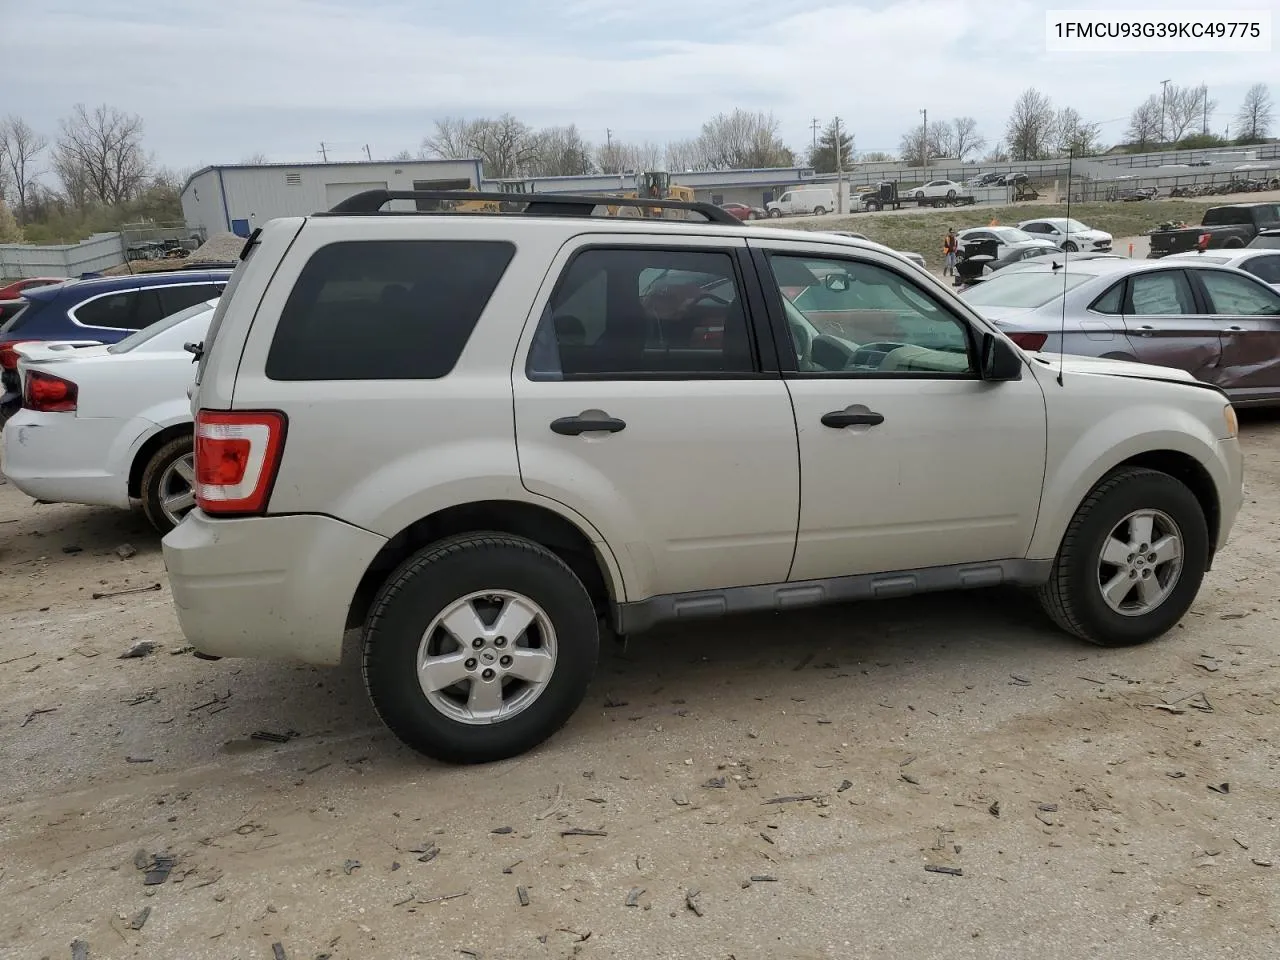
[23,369,78,412]
[1007,332,1049,351]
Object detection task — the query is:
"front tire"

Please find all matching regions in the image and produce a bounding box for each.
[140,436,196,534]
[813,206,827,216]
[768,208,782,218]
[1062,241,1078,252]
[1037,467,1207,647]
[363,533,599,763]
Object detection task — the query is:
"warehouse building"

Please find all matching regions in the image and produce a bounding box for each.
[481,167,818,208]
[181,158,484,237]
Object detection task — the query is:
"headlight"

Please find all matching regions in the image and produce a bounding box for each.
[1223,403,1238,439]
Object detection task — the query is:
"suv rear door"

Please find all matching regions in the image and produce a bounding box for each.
[513,234,800,601]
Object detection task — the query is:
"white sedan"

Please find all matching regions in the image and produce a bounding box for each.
[910,179,964,200]
[1,299,216,533]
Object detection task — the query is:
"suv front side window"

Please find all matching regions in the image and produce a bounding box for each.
[527,248,756,380]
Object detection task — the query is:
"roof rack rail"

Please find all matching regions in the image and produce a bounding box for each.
[318,189,743,226]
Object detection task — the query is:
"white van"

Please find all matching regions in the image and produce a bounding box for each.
[766,186,836,217]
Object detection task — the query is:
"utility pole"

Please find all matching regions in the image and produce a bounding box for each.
[318,141,329,162]
[810,117,820,157]
[1159,79,1171,144]
[920,109,928,175]
[363,144,372,161]
[1202,83,1208,136]
[833,116,844,213]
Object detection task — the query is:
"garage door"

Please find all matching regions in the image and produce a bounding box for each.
[324,181,389,208]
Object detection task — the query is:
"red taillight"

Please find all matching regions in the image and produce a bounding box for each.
[0,339,35,371]
[1197,233,1210,251]
[1007,332,1049,351]
[23,369,78,412]
[194,409,287,516]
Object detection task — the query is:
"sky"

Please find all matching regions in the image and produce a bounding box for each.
[3,0,1277,174]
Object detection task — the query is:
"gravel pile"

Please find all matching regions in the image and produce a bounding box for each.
[188,231,245,263]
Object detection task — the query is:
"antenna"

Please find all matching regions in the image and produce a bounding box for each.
[1057,150,1073,387]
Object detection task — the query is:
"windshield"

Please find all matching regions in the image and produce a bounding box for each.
[1062,219,1090,233]
[993,228,1035,243]
[109,300,218,353]
[961,271,1093,308]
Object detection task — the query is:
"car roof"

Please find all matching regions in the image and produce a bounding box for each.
[1165,249,1267,264]
[990,256,1257,281]
[25,268,232,301]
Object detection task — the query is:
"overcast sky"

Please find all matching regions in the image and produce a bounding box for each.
[4,0,1276,173]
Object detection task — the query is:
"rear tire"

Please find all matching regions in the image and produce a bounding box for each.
[1036,467,1207,647]
[140,436,196,535]
[1224,238,1244,249]
[363,533,599,764]
[813,206,827,216]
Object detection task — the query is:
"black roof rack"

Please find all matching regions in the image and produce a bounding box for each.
[318,189,743,226]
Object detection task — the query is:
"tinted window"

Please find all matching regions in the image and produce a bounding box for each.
[75,290,139,329]
[132,289,168,329]
[159,283,224,317]
[527,248,755,380]
[110,301,217,354]
[1198,270,1280,316]
[1090,281,1125,315]
[1241,255,1280,285]
[1247,233,1280,250]
[769,255,972,375]
[266,240,514,380]
[1128,271,1195,315]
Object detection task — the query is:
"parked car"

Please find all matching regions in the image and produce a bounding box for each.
[1246,228,1280,250]
[1163,248,1280,288]
[161,188,1242,764]
[957,226,1057,261]
[959,257,1280,406]
[0,276,67,301]
[1018,218,1113,253]
[719,202,765,221]
[1148,203,1280,258]
[817,232,928,272]
[2,299,217,533]
[0,268,230,424]
[909,179,964,200]
[965,173,1004,188]
[766,187,835,217]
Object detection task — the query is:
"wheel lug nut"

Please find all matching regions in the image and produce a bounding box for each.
[1129,570,1137,579]
[465,658,477,670]
[472,638,484,649]
[482,668,496,681]
[1147,553,1156,563]
[495,636,507,648]
[500,655,513,667]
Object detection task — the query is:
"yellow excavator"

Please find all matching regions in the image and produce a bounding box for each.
[447,179,531,214]
[607,171,696,218]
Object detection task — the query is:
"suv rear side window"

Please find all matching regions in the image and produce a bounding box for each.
[159,283,224,317]
[75,290,140,329]
[266,240,515,380]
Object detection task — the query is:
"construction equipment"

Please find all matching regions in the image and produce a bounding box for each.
[607,172,697,218]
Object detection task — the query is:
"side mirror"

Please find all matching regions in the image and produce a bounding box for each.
[980,332,1024,381]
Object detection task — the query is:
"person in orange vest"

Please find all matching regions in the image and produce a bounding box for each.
[942,227,959,276]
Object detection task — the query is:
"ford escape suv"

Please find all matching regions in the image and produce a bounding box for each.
[163,190,1243,764]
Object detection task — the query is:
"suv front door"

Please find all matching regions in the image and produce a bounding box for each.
[751,239,1048,582]
[513,237,800,601]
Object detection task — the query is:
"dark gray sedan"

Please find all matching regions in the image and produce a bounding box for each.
[959,257,1280,407]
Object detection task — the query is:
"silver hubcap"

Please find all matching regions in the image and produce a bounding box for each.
[417,590,557,725]
[158,453,196,527]
[1097,509,1183,616]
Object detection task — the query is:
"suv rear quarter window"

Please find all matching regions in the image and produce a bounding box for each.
[265,240,515,381]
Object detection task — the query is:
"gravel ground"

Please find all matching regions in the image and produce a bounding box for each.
[1,417,1279,960]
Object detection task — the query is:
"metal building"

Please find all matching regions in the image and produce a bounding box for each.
[181,158,485,238]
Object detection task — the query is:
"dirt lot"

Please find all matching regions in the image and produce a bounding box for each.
[2,417,1279,960]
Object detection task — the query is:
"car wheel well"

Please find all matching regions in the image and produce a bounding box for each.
[1109,450,1220,559]
[347,501,616,631]
[128,423,193,500]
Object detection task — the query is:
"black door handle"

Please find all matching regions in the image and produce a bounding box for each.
[821,410,884,428]
[550,415,627,436]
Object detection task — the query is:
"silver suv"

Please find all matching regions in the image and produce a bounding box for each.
[163,190,1243,764]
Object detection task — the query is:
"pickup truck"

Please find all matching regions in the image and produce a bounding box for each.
[1148,202,1280,258]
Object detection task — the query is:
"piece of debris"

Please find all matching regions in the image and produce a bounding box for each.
[759,831,775,844]
[837,779,853,793]
[1251,859,1273,867]
[0,651,35,666]
[1219,612,1247,620]
[703,776,727,789]
[603,694,629,708]
[561,827,608,837]
[924,865,963,877]
[133,849,148,870]
[516,885,530,907]
[169,646,195,656]
[1152,704,1186,714]
[413,844,439,864]
[685,889,703,916]
[272,944,287,960]
[71,939,90,960]
[535,784,565,821]
[749,875,778,883]
[556,928,591,943]
[1035,810,1055,827]
[625,887,645,907]
[1207,783,1230,795]
[250,730,298,744]
[417,890,470,905]
[1008,674,1031,686]
[62,545,83,555]
[343,860,361,875]
[672,793,690,806]
[126,756,153,764]
[1037,803,1058,813]
[458,950,481,960]
[128,906,151,931]
[1193,656,1220,673]
[20,707,57,727]
[92,583,162,600]
[900,773,919,785]
[116,544,137,560]
[1167,771,1186,779]
[502,860,521,874]
[1234,838,1250,850]
[1185,694,1214,713]
[491,826,514,835]
[763,794,815,805]
[143,854,177,885]
[988,800,1000,817]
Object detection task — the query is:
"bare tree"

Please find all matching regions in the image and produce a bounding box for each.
[665,137,712,172]
[694,109,793,170]
[1125,94,1162,150]
[1236,83,1274,142]
[859,150,895,163]
[388,148,414,161]
[422,116,477,161]
[897,120,950,166]
[53,103,150,205]
[949,117,986,161]
[422,114,540,178]
[1054,107,1103,156]
[596,139,664,175]
[0,116,48,222]
[530,125,593,177]
[1164,84,1216,142]
[241,151,269,164]
[982,141,1010,162]
[1004,88,1057,160]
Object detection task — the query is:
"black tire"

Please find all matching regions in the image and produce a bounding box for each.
[363,532,599,763]
[1062,241,1078,253]
[1223,238,1244,249]
[813,206,827,216]
[946,189,956,199]
[140,435,195,535]
[768,208,782,218]
[1036,467,1208,647]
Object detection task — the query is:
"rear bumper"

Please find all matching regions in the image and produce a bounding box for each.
[162,510,388,665]
[1,410,138,508]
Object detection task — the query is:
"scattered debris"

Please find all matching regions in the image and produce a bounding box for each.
[126,756,154,764]
[20,707,57,727]
[749,875,778,883]
[412,843,439,864]
[62,545,83,555]
[250,730,298,744]
[71,941,89,960]
[763,794,815,805]
[561,827,608,837]
[133,849,148,870]
[92,583,162,600]
[1193,656,1221,673]
[1167,771,1186,779]
[625,887,645,907]
[1152,704,1186,714]
[685,888,704,916]
[1037,803,1058,813]
[116,543,137,560]
[837,779,853,793]
[1207,783,1230,795]
[759,831,775,845]
[458,950,481,960]
[1185,694,1214,713]
[1234,838,1250,850]
[602,694,629,708]
[517,885,530,907]
[924,865,963,877]
[272,943,287,960]
[672,793,690,806]
[1219,612,1247,620]
[557,928,592,943]
[490,826,514,835]
[169,645,195,656]
[535,784,564,821]
[417,890,470,905]
[1008,674,1031,686]
[703,776,727,789]
[143,854,177,885]
[900,773,919,785]
[1252,859,1273,868]
[988,800,1000,817]
[0,651,35,666]
[343,860,361,875]
[129,906,151,931]
[502,861,521,874]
